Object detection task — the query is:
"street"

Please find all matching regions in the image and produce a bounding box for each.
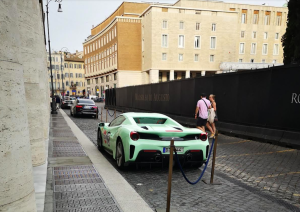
[63,103,300,212]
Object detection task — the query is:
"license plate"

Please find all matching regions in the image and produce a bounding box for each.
[68,104,72,106]
[84,106,92,109]
[163,147,184,153]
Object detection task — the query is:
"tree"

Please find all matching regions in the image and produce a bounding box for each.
[282,0,300,65]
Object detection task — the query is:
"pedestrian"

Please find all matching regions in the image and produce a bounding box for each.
[195,93,211,133]
[56,96,61,109]
[206,94,217,138]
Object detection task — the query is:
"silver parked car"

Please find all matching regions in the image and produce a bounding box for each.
[70,99,98,119]
[61,97,76,109]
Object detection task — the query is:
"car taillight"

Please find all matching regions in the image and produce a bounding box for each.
[130,131,139,141]
[92,106,97,109]
[76,105,82,109]
[200,133,207,141]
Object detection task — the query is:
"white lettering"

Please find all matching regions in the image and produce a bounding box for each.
[291,93,298,103]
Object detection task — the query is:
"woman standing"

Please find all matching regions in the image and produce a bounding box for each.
[206,94,217,138]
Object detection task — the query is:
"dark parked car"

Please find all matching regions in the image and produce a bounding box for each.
[93,97,104,102]
[70,99,98,118]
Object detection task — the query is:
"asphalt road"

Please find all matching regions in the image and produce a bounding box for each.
[63,103,300,212]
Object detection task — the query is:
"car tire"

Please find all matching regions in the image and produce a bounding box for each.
[97,129,103,151]
[116,139,125,169]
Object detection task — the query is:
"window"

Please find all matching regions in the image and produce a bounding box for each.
[74,64,77,69]
[253,11,259,24]
[253,31,257,39]
[162,35,168,47]
[178,35,184,48]
[162,20,167,29]
[114,73,117,80]
[212,23,216,31]
[178,54,183,61]
[76,82,79,86]
[250,59,254,63]
[194,36,200,48]
[239,43,245,54]
[265,12,270,25]
[241,13,246,23]
[64,63,68,68]
[57,73,60,79]
[275,33,279,40]
[79,64,82,69]
[262,59,266,63]
[70,73,73,78]
[264,32,268,39]
[276,12,282,26]
[194,54,199,62]
[65,73,69,78]
[251,43,256,54]
[210,55,215,62]
[66,81,69,86]
[262,44,268,55]
[56,57,58,62]
[239,59,243,63]
[174,72,177,80]
[87,79,90,85]
[210,37,216,49]
[179,21,184,29]
[273,44,279,55]
[241,31,245,38]
[166,73,170,81]
[181,72,185,79]
[79,73,82,78]
[101,77,104,83]
[106,75,109,82]
[159,72,162,82]
[69,63,73,68]
[57,82,60,88]
[162,53,167,61]
[55,65,59,70]
[196,23,200,30]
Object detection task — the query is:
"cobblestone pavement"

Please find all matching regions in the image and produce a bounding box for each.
[63,103,300,212]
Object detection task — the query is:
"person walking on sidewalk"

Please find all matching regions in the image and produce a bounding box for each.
[206,94,218,138]
[195,93,211,133]
[56,96,61,109]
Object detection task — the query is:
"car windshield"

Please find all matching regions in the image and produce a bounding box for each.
[133,117,167,124]
[78,99,94,104]
[70,97,76,100]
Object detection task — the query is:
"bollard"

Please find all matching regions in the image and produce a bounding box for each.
[166,139,175,212]
[106,109,108,123]
[210,130,218,184]
[101,108,103,122]
[203,130,221,185]
[114,109,116,118]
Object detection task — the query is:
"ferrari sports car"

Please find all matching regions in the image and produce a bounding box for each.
[97,113,209,169]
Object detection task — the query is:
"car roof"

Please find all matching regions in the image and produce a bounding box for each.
[122,112,168,119]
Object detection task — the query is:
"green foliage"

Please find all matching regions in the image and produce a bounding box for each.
[282,0,300,64]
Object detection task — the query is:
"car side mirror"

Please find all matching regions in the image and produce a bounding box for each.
[99,123,105,127]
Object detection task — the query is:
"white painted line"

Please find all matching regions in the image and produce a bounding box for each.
[60,109,153,212]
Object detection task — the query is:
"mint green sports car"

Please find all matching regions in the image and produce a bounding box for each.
[97,113,209,168]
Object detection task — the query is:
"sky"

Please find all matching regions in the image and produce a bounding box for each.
[44,0,287,53]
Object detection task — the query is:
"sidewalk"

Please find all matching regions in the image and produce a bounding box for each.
[44,109,153,212]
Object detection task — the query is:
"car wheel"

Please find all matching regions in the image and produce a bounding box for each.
[97,129,103,151]
[116,140,125,168]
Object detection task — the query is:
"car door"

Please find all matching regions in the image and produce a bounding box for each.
[102,116,126,151]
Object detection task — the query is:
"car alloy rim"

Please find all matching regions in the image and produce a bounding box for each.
[117,142,123,167]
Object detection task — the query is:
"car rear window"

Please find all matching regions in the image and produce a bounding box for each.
[78,99,94,104]
[133,117,167,124]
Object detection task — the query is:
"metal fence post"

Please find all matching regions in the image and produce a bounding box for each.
[210,130,218,184]
[101,108,103,122]
[166,139,175,212]
[106,109,108,123]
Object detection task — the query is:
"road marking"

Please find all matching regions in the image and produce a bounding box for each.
[216,149,296,158]
[218,140,250,145]
[293,194,300,197]
[258,171,300,179]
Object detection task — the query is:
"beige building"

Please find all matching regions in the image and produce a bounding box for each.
[47,51,64,95]
[64,52,85,96]
[84,0,287,87]
[141,0,287,83]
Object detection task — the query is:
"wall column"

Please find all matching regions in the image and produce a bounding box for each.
[18,0,47,166]
[0,0,36,211]
[186,70,190,78]
[201,71,206,76]
[149,69,159,83]
[170,70,174,81]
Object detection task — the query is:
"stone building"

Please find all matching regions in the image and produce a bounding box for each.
[0,0,49,211]
[47,51,64,95]
[83,0,287,87]
[64,53,85,96]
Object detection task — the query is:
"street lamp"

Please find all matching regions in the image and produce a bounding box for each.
[60,47,69,101]
[46,0,63,114]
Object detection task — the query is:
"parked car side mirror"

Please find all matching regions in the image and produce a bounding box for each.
[99,123,105,127]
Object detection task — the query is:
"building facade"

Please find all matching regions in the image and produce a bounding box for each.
[83,0,287,87]
[64,53,85,96]
[48,51,85,96]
